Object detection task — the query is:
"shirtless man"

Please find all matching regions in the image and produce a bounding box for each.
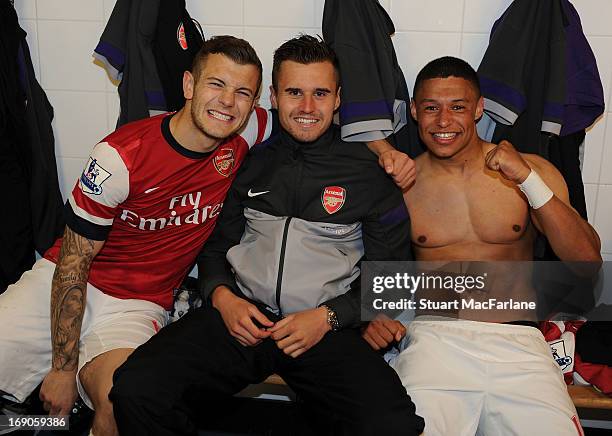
[362,57,601,436]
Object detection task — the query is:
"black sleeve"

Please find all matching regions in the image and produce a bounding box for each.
[196,165,250,302]
[322,184,412,329]
[64,201,110,241]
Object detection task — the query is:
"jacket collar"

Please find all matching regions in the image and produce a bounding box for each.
[279,125,337,150]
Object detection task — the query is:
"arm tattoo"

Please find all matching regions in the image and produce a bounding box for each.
[50,228,96,371]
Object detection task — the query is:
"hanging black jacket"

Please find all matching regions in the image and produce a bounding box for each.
[0,0,63,290]
[479,0,604,153]
[323,0,424,158]
[19,38,65,254]
[153,0,203,111]
[94,0,204,126]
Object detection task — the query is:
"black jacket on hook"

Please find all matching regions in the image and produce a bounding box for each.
[0,0,63,291]
[478,0,604,154]
[323,0,424,158]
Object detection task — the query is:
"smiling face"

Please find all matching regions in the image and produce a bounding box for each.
[270,60,340,143]
[184,53,260,142]
[411,76,484,160]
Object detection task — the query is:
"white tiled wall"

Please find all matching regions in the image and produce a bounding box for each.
[14,0,612,256]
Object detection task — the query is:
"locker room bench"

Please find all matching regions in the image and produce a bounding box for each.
[568,385,612,410]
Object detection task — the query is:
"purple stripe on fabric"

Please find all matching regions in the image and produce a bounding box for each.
[380,204,408,226]
[340,100,394,121]
[479,75,527,112]
[543,101,564,120]
[17,43,27,91]
[94,41,125,69]
[146,91,167,109]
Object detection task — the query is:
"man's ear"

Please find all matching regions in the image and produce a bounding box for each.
[183,71,195,100]
[270,85,278,109]
[410,99,418,121]
[475,95,484,120]
[334,86,341,112]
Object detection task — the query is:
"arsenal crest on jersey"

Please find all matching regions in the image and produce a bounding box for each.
[177,22,188,50]
[213,148,235,177]
[321,186,346,214]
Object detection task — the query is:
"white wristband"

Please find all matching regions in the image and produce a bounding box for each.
[518,170,553,209]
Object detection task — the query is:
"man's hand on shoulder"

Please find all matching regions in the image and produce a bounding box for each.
[362,315,406,351]
[212,286,274,346]
[269,307,331,358]
[379,149,417,191]
[366,139,416,191]
[485,140,532,184]
[39,369,78,415]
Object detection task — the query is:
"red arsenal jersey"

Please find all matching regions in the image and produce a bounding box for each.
[45,108,272,309]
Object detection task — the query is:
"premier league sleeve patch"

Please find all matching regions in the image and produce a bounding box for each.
[80,156,112,195]
[321,186,346,214]
[550,339,574,371]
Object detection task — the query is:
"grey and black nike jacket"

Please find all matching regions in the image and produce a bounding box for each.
[197,125,412,329]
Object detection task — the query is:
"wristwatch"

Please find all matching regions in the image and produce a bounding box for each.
[321,305,340,331]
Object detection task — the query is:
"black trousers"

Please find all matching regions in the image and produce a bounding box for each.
[111,307,424,436]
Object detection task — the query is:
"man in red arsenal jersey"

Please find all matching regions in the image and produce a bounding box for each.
[0,36,271,436]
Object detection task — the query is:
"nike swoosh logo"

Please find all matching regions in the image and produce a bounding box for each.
[247,189,270,197]
[144,186,160,194]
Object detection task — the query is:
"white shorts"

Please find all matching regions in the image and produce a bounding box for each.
[0,258,168,410]
[390,319,584,436]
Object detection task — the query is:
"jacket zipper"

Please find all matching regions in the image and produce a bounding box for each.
[293,148,303,215]
[276,148,302,316]
[275,217,292,317]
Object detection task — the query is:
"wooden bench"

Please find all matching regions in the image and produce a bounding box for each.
[568,385,612,410]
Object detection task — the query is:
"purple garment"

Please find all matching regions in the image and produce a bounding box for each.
[560,0,604,136]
